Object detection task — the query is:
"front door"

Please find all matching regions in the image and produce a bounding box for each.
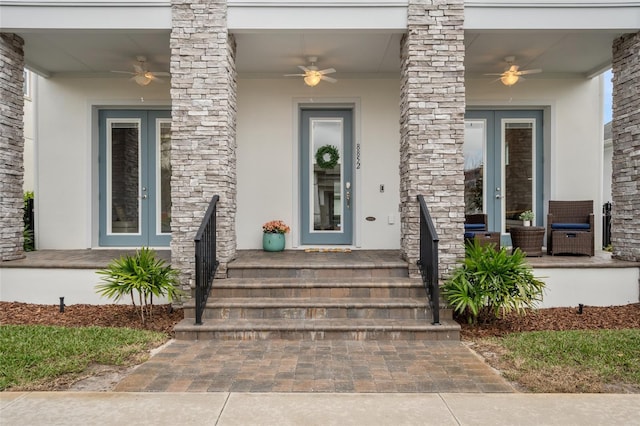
[99,110,171,247]
[464,110,543,240]
[300,109,354,245]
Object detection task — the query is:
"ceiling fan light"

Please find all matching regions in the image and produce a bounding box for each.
[304,71,321,87]
[500,72,519,86]
[134,74,152,86]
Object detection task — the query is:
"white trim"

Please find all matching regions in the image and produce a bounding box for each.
[308,117,346,236]
[155,118,171,237]
[105,117,143,237]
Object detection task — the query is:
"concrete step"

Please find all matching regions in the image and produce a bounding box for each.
[185,297,430,320]
[208,277,425,298]
[173,318,460,341]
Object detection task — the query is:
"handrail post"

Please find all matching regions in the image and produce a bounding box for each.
[194,195,220,325]
[417,195,440,325]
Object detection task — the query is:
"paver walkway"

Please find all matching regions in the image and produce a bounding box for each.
[115,340,514,393]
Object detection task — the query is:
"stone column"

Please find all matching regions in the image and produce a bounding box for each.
[0,34,25,261]
[170,0,237,292]
[399,0,466,278]
[611,31,640,262]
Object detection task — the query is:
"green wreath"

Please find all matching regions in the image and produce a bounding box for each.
[315,145,340,170]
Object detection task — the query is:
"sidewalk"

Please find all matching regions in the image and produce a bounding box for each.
[2,392,639,425]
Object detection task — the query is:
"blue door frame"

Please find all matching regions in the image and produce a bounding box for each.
[465,110,544,243]
[98,110,171,247]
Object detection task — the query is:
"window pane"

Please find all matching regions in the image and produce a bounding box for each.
[159,121,172,233]
[504,121,533,231]
[110,122,140,234]
[464,120,485,214]
[311,119,343,232]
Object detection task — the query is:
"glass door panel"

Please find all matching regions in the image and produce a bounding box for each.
[300,109,353,245]
[503,120,535,233]
[311,119,343,232]
[99,110,171,247]
[463,120,486,215]
[157,120,172,235]
[108,120,141,235]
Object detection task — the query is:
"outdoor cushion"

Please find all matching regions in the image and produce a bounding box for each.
[464,232,476,239]
[551,223,590,230]
[464,224,485,230]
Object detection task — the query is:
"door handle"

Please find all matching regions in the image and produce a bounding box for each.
[142,194,148,199]
[495,194,504,199]
[346,182,351,209]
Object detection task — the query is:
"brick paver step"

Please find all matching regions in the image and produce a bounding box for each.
[174,318,460,341]
[187,297,429,320]
[209,277,425,298]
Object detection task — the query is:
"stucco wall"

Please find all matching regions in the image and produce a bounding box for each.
[466,76,604,248]
[236,78,402,249]
[35,77,170,249]
[34,75,603,251]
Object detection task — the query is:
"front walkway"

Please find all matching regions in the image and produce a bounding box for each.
[114,340,513,393]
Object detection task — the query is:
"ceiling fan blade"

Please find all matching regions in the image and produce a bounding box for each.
[111,70,136,75]
[284,74,306,77]
[483,73,504,76]
[320,75,337,83]
[147,74,164,83]
[517,69,542,75]
[318,68,336,75]
[298,65,310,72]
[133,64,145,73]
[149,71,170,77]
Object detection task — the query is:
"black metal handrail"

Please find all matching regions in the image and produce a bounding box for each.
[417,195,440,325]
[603,202,612,248]
[194,195,220,325]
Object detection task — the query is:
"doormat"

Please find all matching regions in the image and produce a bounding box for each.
[304,248,352,253]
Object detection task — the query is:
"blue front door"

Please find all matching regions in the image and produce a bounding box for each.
[99,110,171,247]
[300,109,354,245]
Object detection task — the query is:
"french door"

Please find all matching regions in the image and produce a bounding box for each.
[300,109,354,245]
[99,110,171,246]
[464,110,543,237]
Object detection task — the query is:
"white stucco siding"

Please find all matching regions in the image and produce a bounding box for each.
[466,76,604,247]
[236,78,401,249]
[35,77,169,249]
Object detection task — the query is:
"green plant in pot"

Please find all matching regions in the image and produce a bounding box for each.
[96,247,183,324]
[442,240,545,324]
[519,210,535,226]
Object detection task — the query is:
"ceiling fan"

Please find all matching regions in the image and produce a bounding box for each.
[111,56,169,86]
[285,57,337,87]
[485,56,542,86]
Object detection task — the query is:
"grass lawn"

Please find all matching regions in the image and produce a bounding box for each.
[0,325,167,391]
[488,329,640,393]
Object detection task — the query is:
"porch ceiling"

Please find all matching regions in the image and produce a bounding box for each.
[17,29,625,80]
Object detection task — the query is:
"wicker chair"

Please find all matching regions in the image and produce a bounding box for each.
[465,214,500,249]
[547,200,594,256]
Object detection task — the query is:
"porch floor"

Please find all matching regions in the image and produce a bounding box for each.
[1,248,636,270]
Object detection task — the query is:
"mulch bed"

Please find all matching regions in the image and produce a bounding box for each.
[2,301,638,338]
[0,302,183,336]
[458,303,640,339]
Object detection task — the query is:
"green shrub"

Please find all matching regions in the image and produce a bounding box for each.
[96,248,183,324]
[23,191,35,252]
[443,241,545,324]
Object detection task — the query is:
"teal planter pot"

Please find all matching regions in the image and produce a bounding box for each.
[263,232,285,252]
